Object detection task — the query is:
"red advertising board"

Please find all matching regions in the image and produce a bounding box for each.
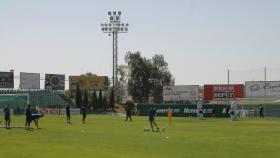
[49,108,59,115]
[38,108,60,115]
[204,84,244,102]
[38,108,49,115]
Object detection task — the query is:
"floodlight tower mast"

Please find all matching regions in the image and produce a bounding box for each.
[101,11,129,102]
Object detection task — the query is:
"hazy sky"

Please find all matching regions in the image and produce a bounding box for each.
[1,0,280,88]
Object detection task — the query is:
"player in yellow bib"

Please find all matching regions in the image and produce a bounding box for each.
[167,106,172,125]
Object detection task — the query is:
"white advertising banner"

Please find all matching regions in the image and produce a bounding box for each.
[163,85,199,102]
[245,81,280,98]
[20,72,40,89]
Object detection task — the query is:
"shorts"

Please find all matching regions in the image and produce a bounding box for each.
[5,115,10,121]
[149,117,154,121]
[26,116,31,122]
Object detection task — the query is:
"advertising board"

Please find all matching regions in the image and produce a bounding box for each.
[69,76,109,91]
[163,85,199,102]
[245,81,280,98]
[20,72,40,89]
[45,74,65,90]
[204,84,244,102]
[0,71,14,88]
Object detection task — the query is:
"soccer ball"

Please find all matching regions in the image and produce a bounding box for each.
[144,127,150,132]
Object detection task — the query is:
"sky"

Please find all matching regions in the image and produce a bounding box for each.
[0,0,280,89]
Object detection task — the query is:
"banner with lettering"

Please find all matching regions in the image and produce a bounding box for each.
[204,84,244,102]
[245,81,280,98]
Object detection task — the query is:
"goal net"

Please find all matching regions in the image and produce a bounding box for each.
[235,98,280,117]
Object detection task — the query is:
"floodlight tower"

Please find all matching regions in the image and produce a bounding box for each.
[101,11,129,97]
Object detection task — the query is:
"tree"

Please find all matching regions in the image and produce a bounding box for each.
[98,90,103,109]
[117,65,130,103]
[109,88,115,110]
[125,51,152,102]
[103,95,108,110]
[150,54,174,103]
[125,51,174,103]
[75,84,82,108]
[83,89,89,108]
[90,91,98,110]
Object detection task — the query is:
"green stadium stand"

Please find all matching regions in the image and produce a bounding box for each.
[0,90,67,108]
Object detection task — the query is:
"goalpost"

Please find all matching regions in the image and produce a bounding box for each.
[235,98,280,117]
[0,93,30,128]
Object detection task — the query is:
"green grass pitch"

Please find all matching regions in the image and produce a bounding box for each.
[0,115,280,158]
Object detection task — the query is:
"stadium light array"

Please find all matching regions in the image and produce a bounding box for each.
[101,11,129,104]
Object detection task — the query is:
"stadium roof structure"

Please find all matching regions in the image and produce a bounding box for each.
[235,98,280,105]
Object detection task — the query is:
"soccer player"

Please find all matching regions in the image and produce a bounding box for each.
[81,106,87,124]
[212,108,216,118]
[30,114,44,129]
[66,104,71,123]
[125,106,132,122]
[198,109,204,120]
[225,108,230,117]
[149,108,159,132]
[25,105,32,130]
[197,102,204,120]
[3,105,11,129]
[167,106,172,125]
[58,107,61,117]
[230,101,237,121]
[259,105,264,118]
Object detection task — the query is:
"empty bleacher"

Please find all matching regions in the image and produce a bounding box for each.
[0,90,66,107]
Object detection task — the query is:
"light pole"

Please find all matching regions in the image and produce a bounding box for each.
[101,11,129,104]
